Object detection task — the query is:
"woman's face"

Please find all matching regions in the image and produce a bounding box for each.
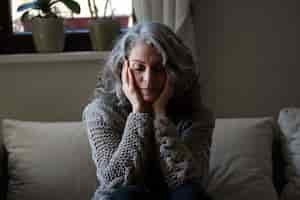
[127,41,166,103]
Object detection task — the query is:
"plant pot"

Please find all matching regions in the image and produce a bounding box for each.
[88,18,120,51]
[31,17,65,53]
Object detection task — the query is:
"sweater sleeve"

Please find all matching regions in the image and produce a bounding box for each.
[83,100,153,189]
[154,113,213,189]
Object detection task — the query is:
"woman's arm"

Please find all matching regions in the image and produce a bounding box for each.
[154,112,213,189]
[153,75,214,189]
[83,100,153,189]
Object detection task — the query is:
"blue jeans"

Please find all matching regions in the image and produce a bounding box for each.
[169,182,211,200]
[103,182,211,200]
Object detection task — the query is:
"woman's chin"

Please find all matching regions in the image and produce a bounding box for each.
[142,95,157,103]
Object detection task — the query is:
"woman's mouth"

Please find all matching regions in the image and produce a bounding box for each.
[140,88,157,95]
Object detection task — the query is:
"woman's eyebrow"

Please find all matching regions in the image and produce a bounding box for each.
[130,59,163,66]
[130,59,146,64]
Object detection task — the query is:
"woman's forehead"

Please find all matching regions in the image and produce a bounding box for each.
[129,41,162,64]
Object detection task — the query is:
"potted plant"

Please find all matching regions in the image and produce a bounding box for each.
[87,0,121,51]
[17,0,80,53]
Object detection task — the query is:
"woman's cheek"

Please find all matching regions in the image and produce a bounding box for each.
[131,71,141,86]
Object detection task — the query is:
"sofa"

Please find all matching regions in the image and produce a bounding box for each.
[1,107,300,200]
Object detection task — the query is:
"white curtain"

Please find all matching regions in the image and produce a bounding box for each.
[132,0,189,32]
[132,0,199,73]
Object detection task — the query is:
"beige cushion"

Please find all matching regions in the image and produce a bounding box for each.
[207,117,278,200]
[278,108,300,200]
[2,119,97,200]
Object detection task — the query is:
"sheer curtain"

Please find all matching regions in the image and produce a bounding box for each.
[132,0,199,73]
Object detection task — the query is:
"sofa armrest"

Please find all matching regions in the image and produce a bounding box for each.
[0,145,5,200]
[272,123,286,194]
[0,144,9,200]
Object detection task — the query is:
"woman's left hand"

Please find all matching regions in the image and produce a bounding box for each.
[153,74,174,115]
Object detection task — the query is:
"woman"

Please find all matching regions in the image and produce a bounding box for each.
[83,22,214,200]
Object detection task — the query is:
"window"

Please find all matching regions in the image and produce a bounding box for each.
[12,0,132,33]
[0,0,132,54]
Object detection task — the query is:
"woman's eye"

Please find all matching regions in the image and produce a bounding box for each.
[132,63,145,71]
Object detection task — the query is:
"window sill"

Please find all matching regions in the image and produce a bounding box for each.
[0,51,110,64]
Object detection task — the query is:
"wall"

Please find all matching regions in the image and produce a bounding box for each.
[195,0,300,117]
[193,0,217,113]
[0,52,108,121]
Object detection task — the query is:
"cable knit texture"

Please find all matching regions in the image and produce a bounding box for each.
[83,95,213,200]
[154,113,206,189]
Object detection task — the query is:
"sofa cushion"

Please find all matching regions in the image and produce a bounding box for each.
[2,119,97,200]
[207,117,278,200]
[278,108,300,200]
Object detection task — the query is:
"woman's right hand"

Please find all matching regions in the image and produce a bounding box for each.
[122,60,152,113]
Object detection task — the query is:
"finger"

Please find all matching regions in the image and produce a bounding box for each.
[128,67,134,89]
[122,60,128,85]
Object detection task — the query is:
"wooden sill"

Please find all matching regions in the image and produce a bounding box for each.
[0,51,110,64]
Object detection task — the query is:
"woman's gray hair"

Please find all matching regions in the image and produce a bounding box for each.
[94,22,199,106]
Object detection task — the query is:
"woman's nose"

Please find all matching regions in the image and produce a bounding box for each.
[142,69,154,87]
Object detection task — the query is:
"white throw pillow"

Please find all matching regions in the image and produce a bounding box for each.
[278,108,300,200]
[2,119,97,200]
[207,117,278,200]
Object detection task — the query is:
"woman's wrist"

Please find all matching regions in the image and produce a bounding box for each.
[133,104,152,113]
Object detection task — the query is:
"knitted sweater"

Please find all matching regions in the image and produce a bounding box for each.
[82,94,213,199]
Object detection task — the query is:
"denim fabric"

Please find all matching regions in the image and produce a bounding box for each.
[169,182,212,200]
[101,183,211,200]
[109,185,149,200]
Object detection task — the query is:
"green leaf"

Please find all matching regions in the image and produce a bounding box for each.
[17,0,80,18]
[52,0,81,14]
[20,10,31,21]
[17,2,36,12]
[35,0,51,10]
[35,0,53,16]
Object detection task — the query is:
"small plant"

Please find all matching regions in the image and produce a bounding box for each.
[17,0,81,21]
[88,0,114,19]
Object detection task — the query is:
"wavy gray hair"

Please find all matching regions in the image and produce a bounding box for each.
[94,22,200,107]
